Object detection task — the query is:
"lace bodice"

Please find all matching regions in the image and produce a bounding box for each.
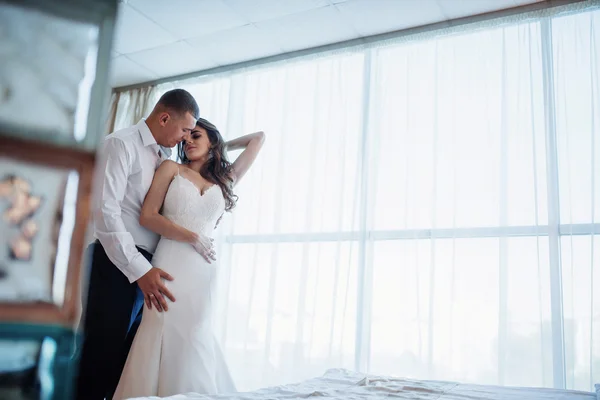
[162,174,225,236]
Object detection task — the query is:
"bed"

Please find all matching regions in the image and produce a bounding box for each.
[130,369,599,400]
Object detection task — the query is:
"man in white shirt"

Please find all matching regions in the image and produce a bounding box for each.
[76,89,200,400]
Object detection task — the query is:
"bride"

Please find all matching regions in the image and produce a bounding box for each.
[113,118,265,399]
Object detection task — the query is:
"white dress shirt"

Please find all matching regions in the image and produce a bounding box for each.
[93,119,171,283]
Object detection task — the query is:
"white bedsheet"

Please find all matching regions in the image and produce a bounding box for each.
[130,369,599,400]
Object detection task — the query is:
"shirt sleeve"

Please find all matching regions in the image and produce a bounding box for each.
[93,137,152,283]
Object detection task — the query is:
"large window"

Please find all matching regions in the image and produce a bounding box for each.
[134,7,600,393]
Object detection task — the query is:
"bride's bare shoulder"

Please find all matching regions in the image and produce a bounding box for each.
[156,159,179,177]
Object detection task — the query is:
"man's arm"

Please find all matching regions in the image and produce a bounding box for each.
[93,137,152,282]
[93,138,176,311]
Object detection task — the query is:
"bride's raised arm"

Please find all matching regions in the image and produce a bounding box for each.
[226,131,265,185]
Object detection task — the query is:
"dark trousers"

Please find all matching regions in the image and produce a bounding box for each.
[75,241,150,400]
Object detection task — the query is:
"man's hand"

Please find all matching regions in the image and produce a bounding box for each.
[192,233,216,263]
[137,267,175,312]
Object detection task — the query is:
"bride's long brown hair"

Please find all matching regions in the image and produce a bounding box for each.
[177,118,237,211]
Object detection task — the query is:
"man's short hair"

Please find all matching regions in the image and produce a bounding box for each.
[156,89,200,120]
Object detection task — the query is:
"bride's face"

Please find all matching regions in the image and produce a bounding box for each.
[183,126,211,161]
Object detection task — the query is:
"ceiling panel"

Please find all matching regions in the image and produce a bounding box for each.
[335,0,446,37]
[110,55,158,87]
[223,0,329,23]
[254,5,359,52]
[128,0,248,39]
[186,24,284,66]
[126,40,219,79]
[112,4,178,54]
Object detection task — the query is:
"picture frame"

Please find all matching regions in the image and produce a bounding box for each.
[0,136,95,328]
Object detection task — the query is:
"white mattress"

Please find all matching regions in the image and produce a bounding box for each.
[130,369,599,400]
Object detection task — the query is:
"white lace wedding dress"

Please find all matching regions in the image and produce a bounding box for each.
[113,173,236,399]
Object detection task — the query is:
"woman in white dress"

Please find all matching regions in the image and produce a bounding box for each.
[113,118,265,399]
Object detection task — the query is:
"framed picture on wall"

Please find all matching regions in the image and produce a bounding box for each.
[0,136,95,327]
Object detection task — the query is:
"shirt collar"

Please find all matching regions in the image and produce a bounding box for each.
[137,119,157,147]
[161,146,173,158]
[136,119,172,159]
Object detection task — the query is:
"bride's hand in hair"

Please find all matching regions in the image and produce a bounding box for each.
[190,232,216,263]
[226,131,265,185]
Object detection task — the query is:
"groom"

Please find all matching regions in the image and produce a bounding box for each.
[76,89,200,400]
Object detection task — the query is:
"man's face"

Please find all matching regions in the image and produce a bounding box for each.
[160,111,197,148]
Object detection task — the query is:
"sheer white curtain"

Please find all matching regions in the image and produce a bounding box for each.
[366,21,553,388]
[364,12,599,390]
[553,10,600,391]
[214,54,366,390]
[110,6,600,393]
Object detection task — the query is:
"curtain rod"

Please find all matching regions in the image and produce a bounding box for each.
[113,0,593,92]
